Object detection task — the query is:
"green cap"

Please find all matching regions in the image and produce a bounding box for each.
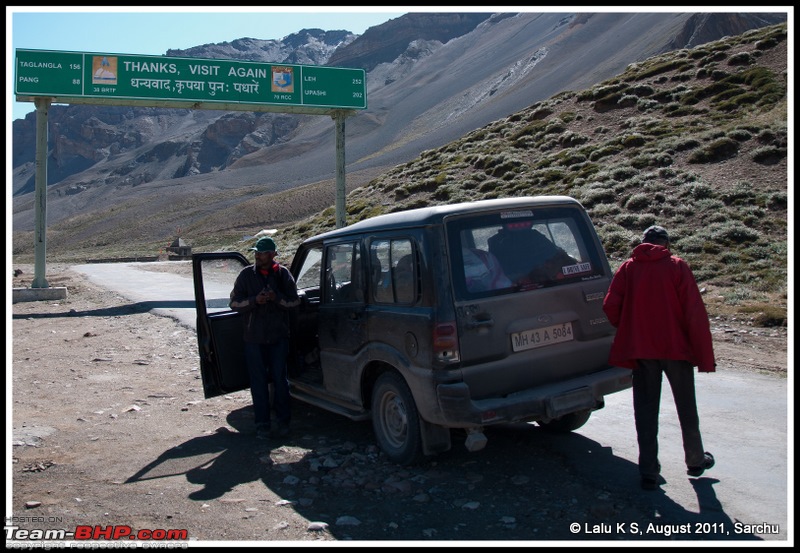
[250,236,277,252]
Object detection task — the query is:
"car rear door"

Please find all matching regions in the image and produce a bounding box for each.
[445,203,616,398]
[192,252,250,398]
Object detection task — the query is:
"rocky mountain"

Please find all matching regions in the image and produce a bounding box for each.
[165,28,357,66]
[11,11,786,253]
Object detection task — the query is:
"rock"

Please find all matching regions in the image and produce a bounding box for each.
[307,521,329,532]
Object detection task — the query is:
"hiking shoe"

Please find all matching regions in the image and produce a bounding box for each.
[640,477,659,491]
[687,452,715,477]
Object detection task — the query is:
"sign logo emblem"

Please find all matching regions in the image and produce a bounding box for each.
[272,67,294,92]
[92,56,118,85]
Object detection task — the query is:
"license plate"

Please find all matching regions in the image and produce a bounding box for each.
[511,321,574,352]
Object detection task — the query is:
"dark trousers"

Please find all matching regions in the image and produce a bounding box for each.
[244,339,291,427]
[632,359,705,478]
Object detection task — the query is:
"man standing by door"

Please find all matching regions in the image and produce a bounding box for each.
[230,236,300,440]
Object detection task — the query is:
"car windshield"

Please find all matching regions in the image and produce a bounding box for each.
[446,206,606,299]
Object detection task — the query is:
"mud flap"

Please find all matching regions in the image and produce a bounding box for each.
[419,418,451,455]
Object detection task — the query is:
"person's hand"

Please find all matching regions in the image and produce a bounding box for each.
[256,288,276,304]
[256,289,274,304]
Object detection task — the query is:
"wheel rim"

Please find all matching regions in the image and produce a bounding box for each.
[379,390,408,449]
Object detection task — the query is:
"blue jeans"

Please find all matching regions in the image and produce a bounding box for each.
[243,339,291,427]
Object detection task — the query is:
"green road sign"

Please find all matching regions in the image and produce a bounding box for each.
[15,49,367,110]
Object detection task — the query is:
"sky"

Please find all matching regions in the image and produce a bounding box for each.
[7,6,410,121]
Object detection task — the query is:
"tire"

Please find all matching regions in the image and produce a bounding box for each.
[537,409,592,433]
[371,371,424,465]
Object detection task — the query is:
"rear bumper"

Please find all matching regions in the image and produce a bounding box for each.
[434,366,632,427]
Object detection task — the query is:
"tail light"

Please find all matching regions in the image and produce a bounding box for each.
[433,322,460,363]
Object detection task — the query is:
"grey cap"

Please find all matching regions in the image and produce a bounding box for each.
[642,225,670,244]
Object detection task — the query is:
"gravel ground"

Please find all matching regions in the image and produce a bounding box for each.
[10,263,788,545]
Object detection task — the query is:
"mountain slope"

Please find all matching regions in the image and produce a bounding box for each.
[11,12,787,259]
[272,22,787,326]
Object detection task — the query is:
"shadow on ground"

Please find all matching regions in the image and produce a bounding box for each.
[12,300,196,319]
[125,403,758,541]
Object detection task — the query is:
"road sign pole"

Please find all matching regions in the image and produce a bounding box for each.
[32,97,51,289]
[334,111,346,229]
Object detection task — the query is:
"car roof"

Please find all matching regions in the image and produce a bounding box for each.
[300,195,583,244]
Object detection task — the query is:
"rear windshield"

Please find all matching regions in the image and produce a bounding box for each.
[446,206,607,299]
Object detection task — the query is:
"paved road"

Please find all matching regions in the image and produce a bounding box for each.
[72,261,791,542]
[73,261,210,330]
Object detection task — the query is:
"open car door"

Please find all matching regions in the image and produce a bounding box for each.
[192,252,250,398]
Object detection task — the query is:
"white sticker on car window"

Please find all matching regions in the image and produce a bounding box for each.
[562,262,592,275]
[499,210,534,219]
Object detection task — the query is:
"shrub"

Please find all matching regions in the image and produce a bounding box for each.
[621,133,646,147]
[752,146,787,165]
[579,186,617,207]
[588,202,621,217]
[636,98,661,111]
[709,222,761,245]
[727,129,752,141]
[588,144,623,161]
[610,165,638,181]
[599,225,636,257]
[728,51,755,66]
[682,183,715,200]
[618,94,639,107]
[720,183,756,206]
[677,235,708,253]
[558,131,590,148]
[687,137,739,163]
[766,192,787,210]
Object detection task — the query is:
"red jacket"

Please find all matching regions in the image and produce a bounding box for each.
[602,243,716,372]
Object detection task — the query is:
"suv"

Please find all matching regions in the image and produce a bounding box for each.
[192,196,631,464]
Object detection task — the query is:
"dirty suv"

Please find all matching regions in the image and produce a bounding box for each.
[192,196,632,464]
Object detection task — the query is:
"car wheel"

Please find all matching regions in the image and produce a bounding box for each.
[371,371,424,465]
[537,409,592,433]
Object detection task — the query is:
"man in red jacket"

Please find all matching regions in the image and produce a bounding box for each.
[603,225,716,490]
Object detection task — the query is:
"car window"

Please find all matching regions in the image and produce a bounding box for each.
[369,238,417,304]
[199,256,249,313]
[295,246,323,290]
[324,242,364,304]
[448,207,605,298]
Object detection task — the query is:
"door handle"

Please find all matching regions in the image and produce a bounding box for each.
[467,318,494,329]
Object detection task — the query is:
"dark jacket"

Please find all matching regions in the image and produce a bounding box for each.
[229,262,300,344]
[602,243,716,372]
